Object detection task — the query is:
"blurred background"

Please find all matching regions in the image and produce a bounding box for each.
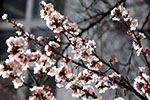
[0,0,150,100]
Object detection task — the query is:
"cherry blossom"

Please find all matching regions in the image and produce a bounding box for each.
[132,40,140,50]
[130,19,138,30]
[136,47,143,56]
[16,31,22,36]
[2,13,8,20]
[86,56,102,71]
[6,36,28,53]
[12,76,25,88]
[17,23,24,28]
[95,80,108,93]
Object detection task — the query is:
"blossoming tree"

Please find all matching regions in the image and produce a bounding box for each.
[0,0,150,100]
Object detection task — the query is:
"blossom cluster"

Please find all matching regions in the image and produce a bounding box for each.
[111,6,146,56]
[29,85,56,100]
[0,1,129,100]
[111,5,150,100]
[0,36,28,88]
[2,1,150,100]
[40,1,102,72]
[1,2,104,100]
[48,61,122,100]
[133,67,150,99]
[39,2,125,100]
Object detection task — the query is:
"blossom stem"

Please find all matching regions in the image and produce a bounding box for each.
[92,52,148,100]
[27,68,40,86]
[123,21,150,70]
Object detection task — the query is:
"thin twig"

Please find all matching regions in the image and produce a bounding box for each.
[140,11,150,32]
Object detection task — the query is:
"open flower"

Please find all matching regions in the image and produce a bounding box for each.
[130,19,138,30]
[12,76,25,88]
[2,13,8,20]
[136,47,143,56]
